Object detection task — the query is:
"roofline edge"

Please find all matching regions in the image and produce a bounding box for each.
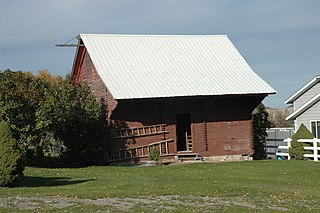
[284,75,320,104]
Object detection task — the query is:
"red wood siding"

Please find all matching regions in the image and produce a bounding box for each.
[72,47,117,121]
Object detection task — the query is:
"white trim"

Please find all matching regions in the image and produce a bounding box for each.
[310,120,320,139]
[284,76,320,104]
[286,92,320,120]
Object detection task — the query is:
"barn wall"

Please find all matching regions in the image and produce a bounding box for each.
[202,120,253,156]
[72,46,265,159]
[194,95,261,156]
[72,48,117,120]
[109,95,263,158]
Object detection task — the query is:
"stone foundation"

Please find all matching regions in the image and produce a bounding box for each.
[203,155,253,162]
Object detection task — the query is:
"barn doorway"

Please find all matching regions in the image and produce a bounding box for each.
[176,113,192,152]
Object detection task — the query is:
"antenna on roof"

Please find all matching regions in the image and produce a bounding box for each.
[55,35,84,47]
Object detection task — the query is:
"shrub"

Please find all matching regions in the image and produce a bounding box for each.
[0,121,25,187]
[149,148,161,162]
[289,124,314,160]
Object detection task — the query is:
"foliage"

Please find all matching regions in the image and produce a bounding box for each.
[35,75,107,165]
[0,70,48,148]
[39,131,66,158]
[0,69,107,166]
[252,103,271,160]
[0,121,25,187]
[0,161,319,211]
[149,148,161,162]
[289,124,314,160]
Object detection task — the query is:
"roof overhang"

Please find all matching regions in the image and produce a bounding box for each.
[286,92,320,120]
[285,76,320,104]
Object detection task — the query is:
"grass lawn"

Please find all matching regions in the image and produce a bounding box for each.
[0,160,319,212]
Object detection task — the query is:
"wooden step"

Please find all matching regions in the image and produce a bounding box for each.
[175,153,203,162]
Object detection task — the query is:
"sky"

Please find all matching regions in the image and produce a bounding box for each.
[1,0,320,108]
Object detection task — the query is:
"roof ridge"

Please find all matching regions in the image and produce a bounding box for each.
[80,34,228,38]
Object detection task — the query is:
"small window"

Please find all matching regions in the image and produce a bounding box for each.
[311,121,320,138]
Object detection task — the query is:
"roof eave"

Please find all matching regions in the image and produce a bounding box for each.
[285,76,320,104]
[114,92,275,101]
[285,92,320,120]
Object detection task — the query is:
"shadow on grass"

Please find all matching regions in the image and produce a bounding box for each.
[19,176,94,187]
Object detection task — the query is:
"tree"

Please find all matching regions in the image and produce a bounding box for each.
[289,124,314,160]
[0,121,25,187]
[35,76,107,165]
[252,103,271,160]
[267,107,294,128]
[0,70,48,147]
[0,70,107,166]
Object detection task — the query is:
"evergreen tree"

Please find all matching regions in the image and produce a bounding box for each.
[289,124,314,160]
[0,121,25,187]
[252,104,271,160]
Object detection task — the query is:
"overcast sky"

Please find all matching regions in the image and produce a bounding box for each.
[1,0,319,108]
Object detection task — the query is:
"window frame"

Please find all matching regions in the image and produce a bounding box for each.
[310,120,320,139]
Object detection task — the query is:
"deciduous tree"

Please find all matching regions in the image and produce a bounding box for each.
[0,70,107,166]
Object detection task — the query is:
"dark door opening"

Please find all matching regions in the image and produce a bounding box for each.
[176,113,192,152]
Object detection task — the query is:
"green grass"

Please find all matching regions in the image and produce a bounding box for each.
[0,160,319,212]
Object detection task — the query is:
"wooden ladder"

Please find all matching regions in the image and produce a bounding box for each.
[109,124,167,139]
[185,132,192,151]
[107,139,174,162]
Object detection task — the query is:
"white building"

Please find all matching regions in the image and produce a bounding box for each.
[285,76,320,138]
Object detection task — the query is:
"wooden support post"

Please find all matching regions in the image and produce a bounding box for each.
[159,143,162,155]
[165,141,168,154]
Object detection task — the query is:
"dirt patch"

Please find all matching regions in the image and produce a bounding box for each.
[0,195,292,212]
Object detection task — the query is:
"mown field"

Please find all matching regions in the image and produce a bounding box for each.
[0,160,319,212]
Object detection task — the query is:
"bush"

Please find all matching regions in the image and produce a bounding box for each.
[289,124,314,160]
[0,121,25,187]
[149,148,161,162]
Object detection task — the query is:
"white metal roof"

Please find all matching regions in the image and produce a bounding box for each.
[80,34,276,100]
[285,75,320,104]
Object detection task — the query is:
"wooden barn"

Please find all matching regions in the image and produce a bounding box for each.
[71,34,276,162]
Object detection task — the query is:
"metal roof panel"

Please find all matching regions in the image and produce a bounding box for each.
[80,34,276,99]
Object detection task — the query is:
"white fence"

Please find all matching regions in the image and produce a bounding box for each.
[276,138,320,161]
[276,138,292,160]
[298,138,320,162]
